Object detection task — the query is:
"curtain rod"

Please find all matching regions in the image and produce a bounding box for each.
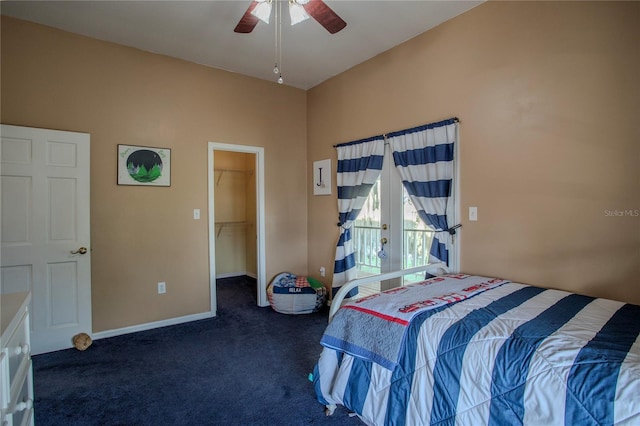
[333,117,459,148]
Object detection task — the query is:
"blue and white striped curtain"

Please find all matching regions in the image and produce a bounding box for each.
[333,136,385,296]
[388,118,458,265]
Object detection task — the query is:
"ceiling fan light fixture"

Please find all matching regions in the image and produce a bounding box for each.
[251,0,272,24]
[289,2,310,26]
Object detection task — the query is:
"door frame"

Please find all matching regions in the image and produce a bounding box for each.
[207,142,267,314]
[378,143,404,288]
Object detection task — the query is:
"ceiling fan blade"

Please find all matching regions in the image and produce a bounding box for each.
[303,0,346,34]
[234,1,260,33]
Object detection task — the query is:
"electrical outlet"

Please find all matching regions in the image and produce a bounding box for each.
[319,267,326,277]
[158,282,166,294]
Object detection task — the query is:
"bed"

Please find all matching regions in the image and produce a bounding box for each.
[313,265,640,425]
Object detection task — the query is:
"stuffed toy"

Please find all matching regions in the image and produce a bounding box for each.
[73,332,92,351]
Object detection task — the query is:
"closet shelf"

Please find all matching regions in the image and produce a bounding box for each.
[215,221,252,238]
[214,168,254,186]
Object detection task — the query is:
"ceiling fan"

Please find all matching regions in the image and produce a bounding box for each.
[234,0,347,34]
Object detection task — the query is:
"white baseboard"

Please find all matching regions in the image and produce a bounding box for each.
[216,271,257,279]
[92,311,215,341]
[92,274,259,341]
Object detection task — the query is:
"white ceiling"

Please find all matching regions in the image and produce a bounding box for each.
[1,1,482,90]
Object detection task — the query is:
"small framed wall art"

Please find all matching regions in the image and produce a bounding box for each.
[313,159,331,195]
[118,144,171,186]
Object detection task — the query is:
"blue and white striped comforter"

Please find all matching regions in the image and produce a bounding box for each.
[313,278,640,425]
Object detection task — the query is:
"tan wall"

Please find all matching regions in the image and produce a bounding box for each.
[213,151,257,277]
[307,1,640,304]
[2,1,638,335]
[1,16,308,332]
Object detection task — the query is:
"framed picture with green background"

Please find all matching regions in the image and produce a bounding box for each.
[117,144,171,186]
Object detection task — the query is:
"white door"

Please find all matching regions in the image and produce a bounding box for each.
[354,144,453,292]
[1,124,91,355]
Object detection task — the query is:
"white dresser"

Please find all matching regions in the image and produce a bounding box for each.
[1,292,34,426]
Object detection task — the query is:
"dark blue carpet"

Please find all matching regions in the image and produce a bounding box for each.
[33,276,360,425]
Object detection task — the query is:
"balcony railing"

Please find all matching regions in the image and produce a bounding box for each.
[353,225,435,283]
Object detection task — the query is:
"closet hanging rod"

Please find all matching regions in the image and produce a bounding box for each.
[215,221,251,238]
[214,168,253,173]
[215,168,254,186]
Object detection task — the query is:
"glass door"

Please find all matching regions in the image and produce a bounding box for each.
[353,145,435,295]
[402,186,435,284]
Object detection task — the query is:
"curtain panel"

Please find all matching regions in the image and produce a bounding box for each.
[332,136,385,296]
[388,118,458,265]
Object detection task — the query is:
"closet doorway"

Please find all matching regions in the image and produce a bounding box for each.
[208,142,267,316]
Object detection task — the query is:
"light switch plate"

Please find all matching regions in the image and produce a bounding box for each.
[469,206,478,221]
[193,209,200,220]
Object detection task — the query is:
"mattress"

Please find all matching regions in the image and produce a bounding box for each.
[313,274,640,425]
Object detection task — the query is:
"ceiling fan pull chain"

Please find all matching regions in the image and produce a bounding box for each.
[276,0,284,84]
[273,0,280,76]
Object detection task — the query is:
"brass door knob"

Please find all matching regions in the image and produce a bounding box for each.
[71,247,88,255]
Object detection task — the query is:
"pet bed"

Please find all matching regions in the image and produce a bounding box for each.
[267,273,326,314]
